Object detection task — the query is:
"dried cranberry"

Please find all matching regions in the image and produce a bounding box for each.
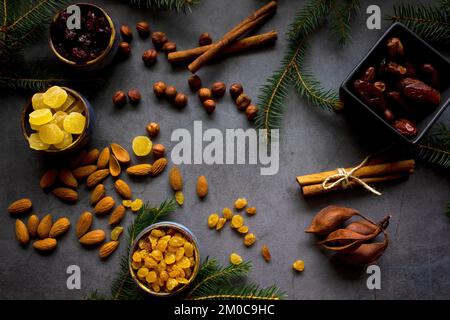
[72,47,88,61]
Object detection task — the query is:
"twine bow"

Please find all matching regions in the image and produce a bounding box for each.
[321,155,382,196]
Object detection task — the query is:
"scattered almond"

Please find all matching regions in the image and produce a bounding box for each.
[33,238,57,251]
[169,166,183,191]
[76,211,93,238]
[8,198,32,215]
[86,169,110,188]
[15,219,29,245]
[97,147,110,169]
[37,214,53,239]
[114,179,132,199]
[90,184,106,206]
[261,245,271,262]
[109,205,126,226]
[99,241,119,259]
[52,187,78,202]
[59,169,78,188]
[39,169,58,189]
[127,164,152,176]
[94,196,115,215]
[81,148,100,165]
[49,217,70,238]
[79,229,105,245]
[110,143,131,164]
[150,157,167,176]
[27,214,39,238]
[109,154,121,177]
[196,175,208,198]
[73,165,97,180]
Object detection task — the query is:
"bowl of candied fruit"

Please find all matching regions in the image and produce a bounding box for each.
[21,86,93,153]
[129,222,201,297]
[49,3,117,69]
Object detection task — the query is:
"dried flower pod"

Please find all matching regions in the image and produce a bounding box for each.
[335,235,389,265]
[318,228,378,252]
[420,63,440,89]
[386,37,404,59]
[398,78,441,106]
[361,66,376,83]
[305,205,360,235]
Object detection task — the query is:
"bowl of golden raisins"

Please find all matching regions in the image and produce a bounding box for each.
[129,222,200,297]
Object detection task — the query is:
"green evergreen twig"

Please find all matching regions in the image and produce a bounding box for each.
[126,0,200,12]
[416,123,450,169]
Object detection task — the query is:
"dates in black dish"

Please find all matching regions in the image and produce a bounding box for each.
[51,5,112,63]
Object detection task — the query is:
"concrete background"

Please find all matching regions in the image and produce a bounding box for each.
[0,0,449,299]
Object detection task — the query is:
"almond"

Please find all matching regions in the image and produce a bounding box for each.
[15,219,29,245]
[52,187,78,202]
[114,179,132,199]
[97,147,110,169]
[37,214,53,239]
[33,238,57,251]
[150,158,168,176]
[8,198,32,215]
[261,245,271,262]
[27,214,39,238]
[110,143,131,164]
[109,205,126,226]
[49,217,70,238]
[81,148,100,165]
[73,165,97,180]
[126,164,152,176]
[169,166,183,191]
[99,241,119,258]
[86,169,110,188]
[79,229,105,245]
[94,196,115,215]
[40,169,58,189]
[76,211,93,238]
[69,150,87,168]
[90,184,106,206]
[109,155,121,177]
[59,169,78,188]
[196,175,208,198]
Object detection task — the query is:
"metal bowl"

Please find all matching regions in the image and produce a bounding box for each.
[129,221,201,297]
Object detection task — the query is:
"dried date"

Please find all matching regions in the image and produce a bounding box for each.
[353,80,387,111]
[393,118,418,138]
[420,63,440,89]
[398,78,441,106]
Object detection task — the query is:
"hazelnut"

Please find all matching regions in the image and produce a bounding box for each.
[188,75,202,92]
[117,42,131,58]
[151,31,168,50]
[120,25,133,42]
[198,32,213,46]
[211,82,226,98]
[165,86,178,100]
[127,89,141,104]
[162,41,177,54]
[203,99,216,113]
[229,83,243,99]
[142,49,157,66]
[152,144,166,158]
[153,81,167,98]
[113,90,127,106]
[136,21,150,38]
[146,122,160,137]
[174,93,188,108]
[235,93,251,111]
[198,87,212,102]
[246,105,258,121]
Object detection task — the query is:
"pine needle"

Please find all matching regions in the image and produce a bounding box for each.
[126,0,201,12]
[415,123,450,169]
[330,0,360,46]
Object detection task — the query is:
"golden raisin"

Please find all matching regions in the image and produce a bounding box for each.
[216,217,227,231]
[246,207,257,216]
[244,233,256,247]
[222,207,233,220]
[237,225,249,234]
[230,253,243,265]
[234,198,247,210]
[292,260,305,272]
[208,213,219,228]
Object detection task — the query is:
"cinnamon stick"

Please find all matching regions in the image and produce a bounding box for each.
[168,31,278,64]
[296,160,415,187]
[188,1,278,73]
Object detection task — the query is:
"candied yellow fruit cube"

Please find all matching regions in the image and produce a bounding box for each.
[63,112,86,134]
[29,108,52,126]
[43,86,68,109]
[39,123,64,145]
[28,133,50,150]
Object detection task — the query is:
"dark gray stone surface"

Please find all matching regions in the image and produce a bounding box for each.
[0,0,449,300]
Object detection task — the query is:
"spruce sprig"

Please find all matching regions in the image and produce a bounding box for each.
[126,0,200,12]
[330,0,360,46]
[415,123,450,169]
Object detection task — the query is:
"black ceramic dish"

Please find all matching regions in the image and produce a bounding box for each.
[340,22,450,144]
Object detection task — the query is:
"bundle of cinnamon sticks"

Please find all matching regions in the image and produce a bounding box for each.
[168,1,278,71]
[297,159,415,197]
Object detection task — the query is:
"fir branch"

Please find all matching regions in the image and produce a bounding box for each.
[190,284,284,301]
[415,123,450,169]
[126,0,200,12]
[330,0,360,46]
[446,196,450,217]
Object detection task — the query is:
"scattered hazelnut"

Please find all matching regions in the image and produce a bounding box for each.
[162,41,177,54]
[142,49,157,66]
[146,122,160,137]
[153,81,167,98]
[229,83,243,99]
[117,42,131,58]
[174,93,188,108]
[113,90,127,107]
[198,87,212,102]
[246,105,258,121]
[151,31,168,50]
[127,89,141,104]
[136,21,150,38]
[120,25,133,42]
[235,93,251,111]
[152,144,166,158]
[203,99,216,113]
[188,75,202,92]
[198,32,213,46]
[211,82,226,98]
[165,86,178,100]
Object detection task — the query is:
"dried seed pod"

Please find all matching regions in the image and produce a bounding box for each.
[346,220,379,236]
[386,37,404,59]
[318,228,378,252]
[335,234,389,265]
[305,205,360,235]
